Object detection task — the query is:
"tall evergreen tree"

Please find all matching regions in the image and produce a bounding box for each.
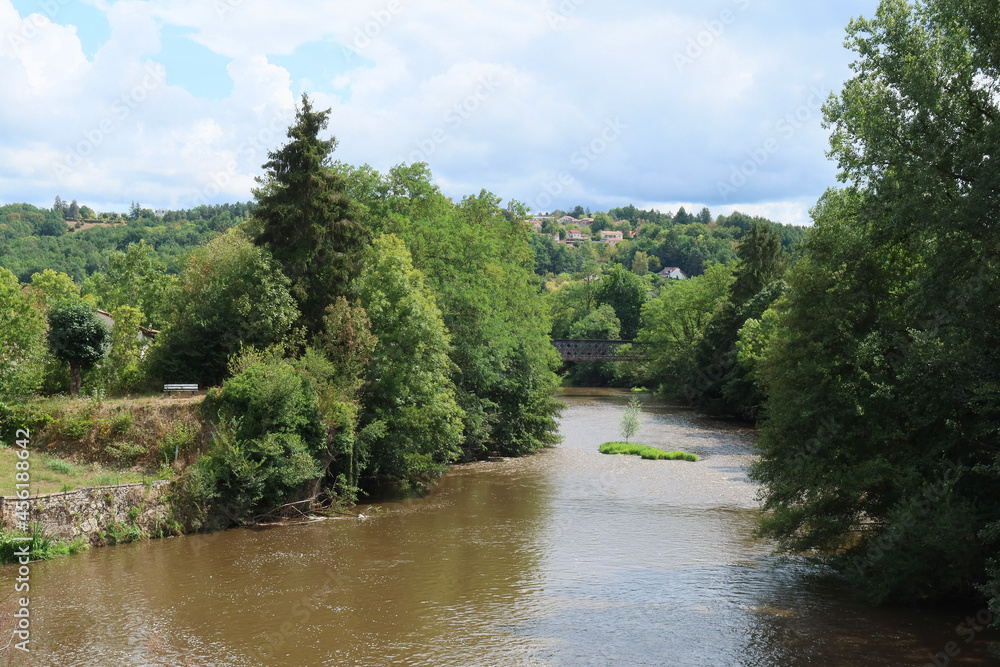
[252,94,367,333]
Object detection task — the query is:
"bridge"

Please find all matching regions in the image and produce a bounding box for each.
[551,339,650,362]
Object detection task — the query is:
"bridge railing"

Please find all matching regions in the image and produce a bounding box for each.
[550,339,650,362]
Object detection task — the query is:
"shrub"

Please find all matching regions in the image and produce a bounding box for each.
[104,441,146,465]
[45,459,77,475]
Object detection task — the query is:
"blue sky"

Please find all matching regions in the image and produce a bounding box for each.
[0,0,879,225]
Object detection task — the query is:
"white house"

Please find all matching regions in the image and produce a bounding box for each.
[600,230,624,245]
[658,267,687,280]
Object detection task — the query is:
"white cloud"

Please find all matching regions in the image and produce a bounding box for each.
[0,0,878,221]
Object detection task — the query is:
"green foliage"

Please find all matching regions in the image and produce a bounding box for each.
[29,268,87,307]
[104,440,146,465]
[46,299,111,396]
[639,262,734,398]
[754,0,1000,609]
[0,202,248,283]
[184,359,327,527]
[339,166,562,460]
[0,267,47,400]
[45,458,77,475]
[82,241,178,329]
[598,442,698,461]
[149,228,299,387]
[91,306,149,396]
[594,264,647,339]
[355,234,465,486]
[160,422,198,463]
[0,524,88,563]
[619,396,642,443]
[569,304,621,340]
[102,520,144,546]
[252,94,367,333]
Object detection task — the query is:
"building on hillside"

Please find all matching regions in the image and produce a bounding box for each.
[94,309,160,349]
[658,267,688,280]
[532,220,543,231]
[579,217,595,224]
[154,208,169,217]
[558,215,578,224]
[567,229,583,240]
[600,230,624,245]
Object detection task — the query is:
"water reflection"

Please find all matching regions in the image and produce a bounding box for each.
[9,389,998,665]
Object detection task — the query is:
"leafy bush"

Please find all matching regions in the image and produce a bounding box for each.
[45,458,76,475]
[201,360,325,455]
[160,422,199,463]
[104,441,146,465]
[0,524,88,563]
[184,359,327,527]
[0,402,53,443]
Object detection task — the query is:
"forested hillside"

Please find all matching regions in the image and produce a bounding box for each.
[0,202,250,281]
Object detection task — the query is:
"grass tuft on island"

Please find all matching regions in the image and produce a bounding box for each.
[599,442,698,462]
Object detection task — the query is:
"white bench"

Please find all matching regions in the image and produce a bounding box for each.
[163,383,198,397]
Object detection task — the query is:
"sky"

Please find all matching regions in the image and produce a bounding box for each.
[0,0,880,225]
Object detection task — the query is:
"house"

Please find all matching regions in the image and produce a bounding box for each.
[154,208,169,217]
[558,215,578,224]
[531,220,543,231]
[600,230,624,245]
[95,308,160,347]
[567,229,583,240]
[658,267,687,280]
[579,217,595,224]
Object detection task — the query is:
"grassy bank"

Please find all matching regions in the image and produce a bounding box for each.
[599,442,698,461]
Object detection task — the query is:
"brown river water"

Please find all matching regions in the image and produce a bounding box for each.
[11,389,1000,665]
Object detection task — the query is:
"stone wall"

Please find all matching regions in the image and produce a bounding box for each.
[0,481,172,544]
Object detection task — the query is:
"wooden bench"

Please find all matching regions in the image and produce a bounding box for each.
[163,383,198,397]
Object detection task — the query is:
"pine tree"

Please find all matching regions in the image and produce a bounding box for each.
[252,94,367,334]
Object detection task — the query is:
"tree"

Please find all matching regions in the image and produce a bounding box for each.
[0,268,46,400]
[569,304,621,340]
[92,306,147,395]
[354,234,464,487]
[150,228,299,387]
[619,396,642,443]
[632,251,649,276]
[67,200,80,221]
[29,269,86,308]
[252,94,367,333]
[595,264,648,339]
[52,196,64,214]
[47,300,110,397]
[570,205,585,219]
[128,201,141,221]
[83,240,177,329]
[754,0,1000,609]
[638,262,734,398]
[729,222,787,307]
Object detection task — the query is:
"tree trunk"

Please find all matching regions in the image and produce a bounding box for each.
[70,364,81,397]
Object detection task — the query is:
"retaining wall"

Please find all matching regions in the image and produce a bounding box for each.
[0,481,172,544]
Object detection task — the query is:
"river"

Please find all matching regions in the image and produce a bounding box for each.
[11,389,999,665]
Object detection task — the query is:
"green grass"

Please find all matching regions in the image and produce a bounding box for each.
[599,442,698,462]
[0,449,164,496]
